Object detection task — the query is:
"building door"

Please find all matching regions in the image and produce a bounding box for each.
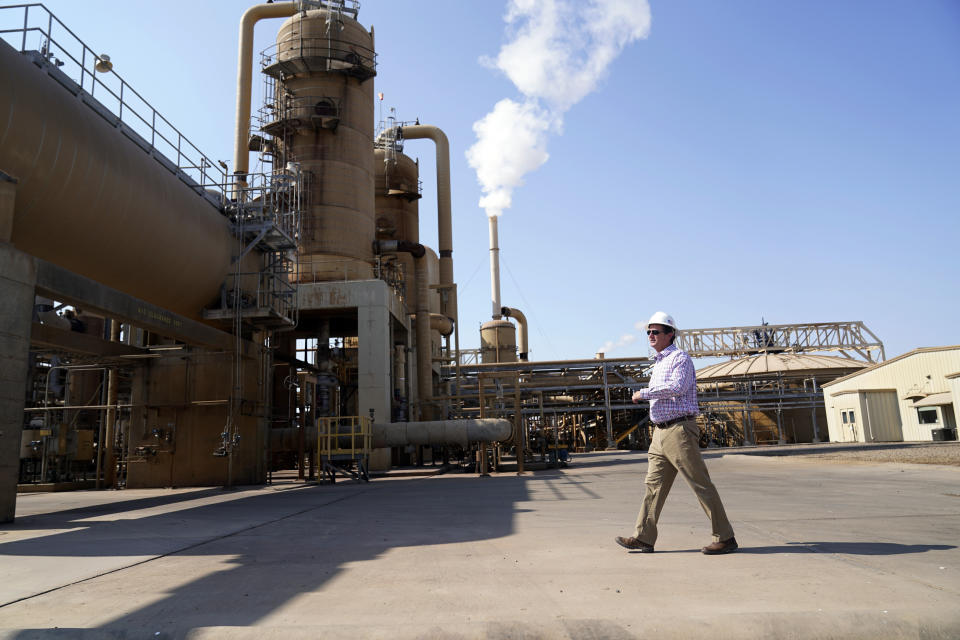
[861,391,903,442]
[839,408,859,442]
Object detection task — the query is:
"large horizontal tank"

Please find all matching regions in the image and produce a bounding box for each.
[0,39,237,318]
[267,7,377,282]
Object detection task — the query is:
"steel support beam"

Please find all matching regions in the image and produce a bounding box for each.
[34,258,237,351]
[30,322,144,357]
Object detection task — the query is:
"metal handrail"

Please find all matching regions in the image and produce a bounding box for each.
[261,35,377,73]
[300,0,361,19]
[0,3,228,197]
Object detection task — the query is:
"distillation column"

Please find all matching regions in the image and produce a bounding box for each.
[265,7,378,282]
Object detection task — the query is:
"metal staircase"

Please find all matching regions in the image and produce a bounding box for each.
[204,169,302,328]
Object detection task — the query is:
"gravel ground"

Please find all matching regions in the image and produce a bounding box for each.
[784,443,960,467]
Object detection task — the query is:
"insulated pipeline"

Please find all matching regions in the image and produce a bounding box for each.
[501,306,528,361]
[372,419,513,448]
[233,2,299,181]
[271,418,513,452]
[395,125,457,323]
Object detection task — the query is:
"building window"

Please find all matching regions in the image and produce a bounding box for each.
[841,410,856,424]
[296,338,318,365]
[917,408,939,425]
[841,411,848,424]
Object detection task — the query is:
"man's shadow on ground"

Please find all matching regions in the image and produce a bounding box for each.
[738,542,954,555]
[628,542,956,554]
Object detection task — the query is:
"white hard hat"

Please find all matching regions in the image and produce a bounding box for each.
[646,311,677,331]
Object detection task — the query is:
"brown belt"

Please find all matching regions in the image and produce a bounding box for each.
[651,415,696,428]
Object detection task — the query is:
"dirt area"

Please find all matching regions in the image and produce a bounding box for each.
[785,444,960,467]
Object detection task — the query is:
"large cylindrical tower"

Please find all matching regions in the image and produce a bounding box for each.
[265,6,377,281]
[374,146,420,296]
[374,148,420,245]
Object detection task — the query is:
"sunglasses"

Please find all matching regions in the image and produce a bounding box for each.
[646,329,671,336]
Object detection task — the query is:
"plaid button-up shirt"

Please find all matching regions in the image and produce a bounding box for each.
[635,343,699,423]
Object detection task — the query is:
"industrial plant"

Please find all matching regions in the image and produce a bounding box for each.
[1,0,951,526]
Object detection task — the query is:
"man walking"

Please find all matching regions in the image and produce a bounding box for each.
[616,312,737,555]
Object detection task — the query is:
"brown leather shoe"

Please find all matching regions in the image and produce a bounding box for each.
[701,537,738,555]
[615,536,654,552]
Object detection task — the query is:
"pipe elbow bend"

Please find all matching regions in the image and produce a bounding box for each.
[429,313,454,337]
[374,240,426,258]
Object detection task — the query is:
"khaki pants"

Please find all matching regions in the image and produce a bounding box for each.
[634,419,734,545]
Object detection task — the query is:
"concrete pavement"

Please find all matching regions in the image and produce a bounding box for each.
[0,449,958,639]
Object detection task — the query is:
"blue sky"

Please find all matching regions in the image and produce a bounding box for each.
[16,0,960,362]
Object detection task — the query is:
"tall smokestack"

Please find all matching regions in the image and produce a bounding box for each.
[488,215,501,319]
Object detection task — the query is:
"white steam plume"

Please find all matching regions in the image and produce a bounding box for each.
[467,0,651,217]
[597,333,637,357]
[469,99,553,217]
[598,316,652,355]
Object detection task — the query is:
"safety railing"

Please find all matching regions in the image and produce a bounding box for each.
[219,269,298,324]
[0,4,228,200]
[300,0,360,19]
[230,170,303,246]
[261,35,376,80]
[318,416,371,458]
[262,93,342,128]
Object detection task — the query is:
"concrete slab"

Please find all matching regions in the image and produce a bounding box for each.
[0,450,958,639]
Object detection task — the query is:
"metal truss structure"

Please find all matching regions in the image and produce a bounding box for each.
[676,321,885,363]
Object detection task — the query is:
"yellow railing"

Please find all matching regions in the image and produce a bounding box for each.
[318,416,371,458]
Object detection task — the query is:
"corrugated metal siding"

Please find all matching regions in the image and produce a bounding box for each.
[862,391,902,442]
[822,348,960,442]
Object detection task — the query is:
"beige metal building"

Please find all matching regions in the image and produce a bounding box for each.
[821,346,960,443]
